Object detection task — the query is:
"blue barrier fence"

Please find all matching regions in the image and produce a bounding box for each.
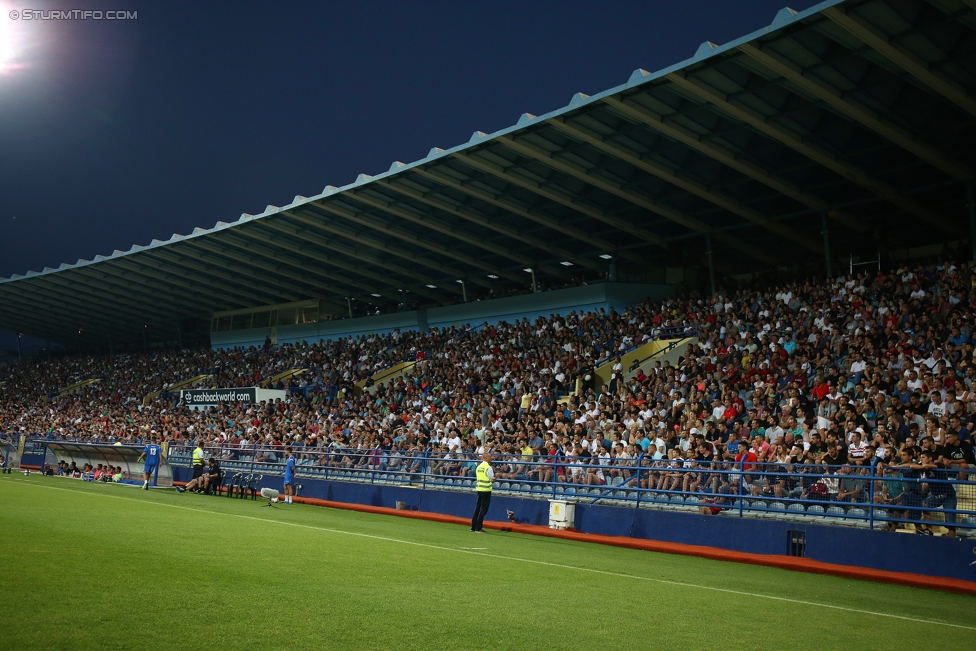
[162,442,976,535]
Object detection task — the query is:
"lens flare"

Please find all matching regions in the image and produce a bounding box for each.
[0,3,31,75]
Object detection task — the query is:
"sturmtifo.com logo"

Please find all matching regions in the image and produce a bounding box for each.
[8,9,138,20]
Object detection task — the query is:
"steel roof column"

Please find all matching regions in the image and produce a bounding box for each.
[705,234,716,298]
[968,183,976,263]
[821,211,832,279]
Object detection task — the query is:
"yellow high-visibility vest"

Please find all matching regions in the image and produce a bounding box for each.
[475,461,492,492]
[192,447,205,467]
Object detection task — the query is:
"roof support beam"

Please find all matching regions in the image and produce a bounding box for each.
[261,218,462,294]
[211,231,403,301]
[77,261,225,315]
[822,5,976,119]
[230,225,441,301]
[0,277,161,331]
[70,264,206,310]
[170,242,316,303]
[0,291,120,340]
[548,116,822,253]
[283,209,493,288]
[485,139,674,249]
[307,200,526,284]
[664,70,957,235]
[345,190,570,278]
[411,167,644,264]
[737,42,973,180]
[136,249,292,307]
[39,272,184,321]
[175,240,330,302]
[498,134,778,265]
[0,316,103,348]
[373,178,603,272]
[453,150,668,249]
[601,96,867,232]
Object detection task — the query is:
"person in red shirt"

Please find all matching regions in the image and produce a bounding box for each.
[735,439,758,494]
[809,377,829,402]
[722,401,739,424]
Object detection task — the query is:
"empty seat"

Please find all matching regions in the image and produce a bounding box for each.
[769,502,786,511]
[787,503,805,512]
[848,508,866,517]
[826,506,845,516]
[807,505,825,514]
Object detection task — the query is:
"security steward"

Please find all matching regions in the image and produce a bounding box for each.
[191,439,206,483]
[470,451,494,533]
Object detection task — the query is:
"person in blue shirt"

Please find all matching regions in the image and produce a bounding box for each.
[283,447,296,504]
[137,435,161,490]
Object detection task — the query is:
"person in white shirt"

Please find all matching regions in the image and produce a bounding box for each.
[923,349,951,370]
[447,433,462,451]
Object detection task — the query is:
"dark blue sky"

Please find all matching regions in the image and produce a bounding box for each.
[0,0,819,350]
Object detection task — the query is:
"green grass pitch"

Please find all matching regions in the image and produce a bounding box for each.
[1,475,974,650]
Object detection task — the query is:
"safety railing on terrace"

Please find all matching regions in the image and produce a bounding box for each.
[163,442,976,535]
[595,324,698,367]
[401,349,433,363]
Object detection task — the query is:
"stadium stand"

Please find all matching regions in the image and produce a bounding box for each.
[5,0,976,588]
[3,259,976,536]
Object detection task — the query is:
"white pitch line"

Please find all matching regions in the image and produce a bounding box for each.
[6,478,976,632]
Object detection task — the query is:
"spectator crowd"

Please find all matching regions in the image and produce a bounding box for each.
[3,258,976,533]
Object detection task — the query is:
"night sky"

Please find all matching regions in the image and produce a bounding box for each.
[0,0,819,352]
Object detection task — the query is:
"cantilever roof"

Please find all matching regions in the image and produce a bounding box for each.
[4,0,976,346]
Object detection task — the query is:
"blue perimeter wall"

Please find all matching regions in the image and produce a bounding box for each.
[173,467,976,584]
[210,282,675,349]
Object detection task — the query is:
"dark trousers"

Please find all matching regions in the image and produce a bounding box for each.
[471,491,491,531]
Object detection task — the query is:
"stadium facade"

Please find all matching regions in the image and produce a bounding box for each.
[3,0,976,348]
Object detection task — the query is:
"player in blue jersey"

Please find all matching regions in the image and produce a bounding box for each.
[137,435,161,490]
[283,447,296,504]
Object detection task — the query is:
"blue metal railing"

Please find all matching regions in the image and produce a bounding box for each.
[19,430,973,535]
[160,442,976,534]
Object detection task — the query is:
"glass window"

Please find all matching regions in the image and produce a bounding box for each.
[277,308,297,326]
[217,316,233,332]
[231,314,252,331]
[252,311,271,328]
[300,306,318,324]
